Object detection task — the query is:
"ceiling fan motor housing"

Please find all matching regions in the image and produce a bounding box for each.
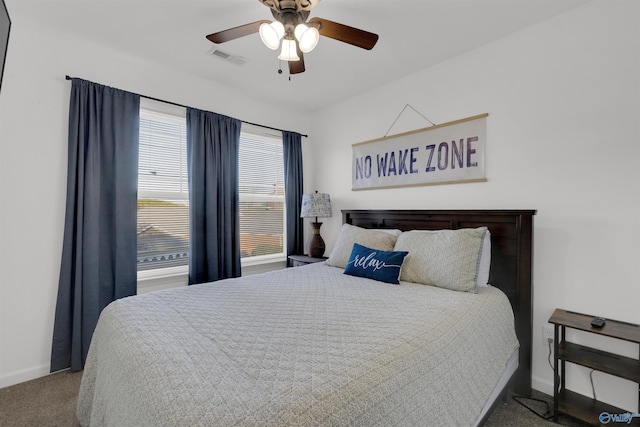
[259,0,321,13]
[271,9,310,38]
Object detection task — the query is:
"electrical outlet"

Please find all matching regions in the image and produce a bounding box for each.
[542,324,555,346]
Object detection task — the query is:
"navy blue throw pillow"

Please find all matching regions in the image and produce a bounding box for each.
[344,243,409,284]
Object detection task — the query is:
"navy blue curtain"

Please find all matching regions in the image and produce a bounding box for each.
[51,78,140,372]
[186,108,242,284]
[282,131,304,257]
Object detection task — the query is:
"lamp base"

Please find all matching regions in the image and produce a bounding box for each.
[306,222,325,258]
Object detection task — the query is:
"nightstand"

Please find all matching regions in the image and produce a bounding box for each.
[287,255,327,267]
[548,309,640,426]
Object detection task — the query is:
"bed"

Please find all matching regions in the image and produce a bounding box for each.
[77,209,535,426]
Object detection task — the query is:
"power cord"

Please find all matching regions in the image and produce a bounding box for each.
[512,394,554,420]
[511,394,581,426]
[547,337,597,400]
[548,338,561,396]
[537,336,598,425]
[508,339,558,422]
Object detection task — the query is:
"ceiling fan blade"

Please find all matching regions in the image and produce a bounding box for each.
[309,17,378,50]
[289,49,305,74]
[206,20,270,44]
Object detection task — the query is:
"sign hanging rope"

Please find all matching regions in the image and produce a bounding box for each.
[384,104,437,138]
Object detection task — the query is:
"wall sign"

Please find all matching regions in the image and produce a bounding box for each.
[352,113,487,190]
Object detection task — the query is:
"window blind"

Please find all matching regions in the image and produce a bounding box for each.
[136,105,286,272]
[238,128,285,259]
[137,107,189,271]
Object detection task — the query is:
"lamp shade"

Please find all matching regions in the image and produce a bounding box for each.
[278,38,300,61]
[259,21,285,50]
[300,193,332,219]
[294,24,319,53]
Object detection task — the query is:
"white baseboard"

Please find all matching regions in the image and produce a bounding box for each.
[0,363,51,389]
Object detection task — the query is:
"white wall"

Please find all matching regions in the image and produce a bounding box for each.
[308,1,639,412]
[0,18,310,386]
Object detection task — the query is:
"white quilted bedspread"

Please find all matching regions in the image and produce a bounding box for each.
[77,263,518,426]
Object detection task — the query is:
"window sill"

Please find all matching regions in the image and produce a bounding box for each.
[137,255,286,293]
[241,253,285,267]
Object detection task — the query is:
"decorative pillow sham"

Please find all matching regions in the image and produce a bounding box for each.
[400,228,491,287]
[326,223,398,269]
[344,243,409,284]
[394,227,488,292]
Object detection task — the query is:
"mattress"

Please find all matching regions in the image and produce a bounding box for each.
[77,262,519,426]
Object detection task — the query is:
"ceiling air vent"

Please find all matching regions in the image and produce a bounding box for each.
[208,48,248,66]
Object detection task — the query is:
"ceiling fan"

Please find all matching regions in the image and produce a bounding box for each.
[206,0,379,75]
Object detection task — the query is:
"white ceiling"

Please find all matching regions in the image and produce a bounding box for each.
[8,0,589,113]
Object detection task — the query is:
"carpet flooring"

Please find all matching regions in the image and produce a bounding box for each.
[0,370,589,426]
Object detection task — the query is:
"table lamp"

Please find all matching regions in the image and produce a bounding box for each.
[300,192,332,257]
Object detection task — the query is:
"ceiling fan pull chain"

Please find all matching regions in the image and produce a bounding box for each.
[383,104,437,137]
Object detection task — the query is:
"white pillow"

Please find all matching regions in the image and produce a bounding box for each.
[476,230,491,287]
[394,227,488,292]
[377,229,403,237]
[326,224,398,269]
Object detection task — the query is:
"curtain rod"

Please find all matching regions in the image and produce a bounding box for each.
[64,75,308,138]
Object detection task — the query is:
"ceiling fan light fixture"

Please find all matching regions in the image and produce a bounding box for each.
[294,24,319,53]
[278,39,300,61]
[207,0,379,74]
[259,21,285,50]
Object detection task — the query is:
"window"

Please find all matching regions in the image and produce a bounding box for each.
[238,124,286,263]
[136,103,286,278]
[137,100,189,272]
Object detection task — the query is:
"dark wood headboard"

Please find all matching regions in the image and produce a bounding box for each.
[342,209,536,396]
